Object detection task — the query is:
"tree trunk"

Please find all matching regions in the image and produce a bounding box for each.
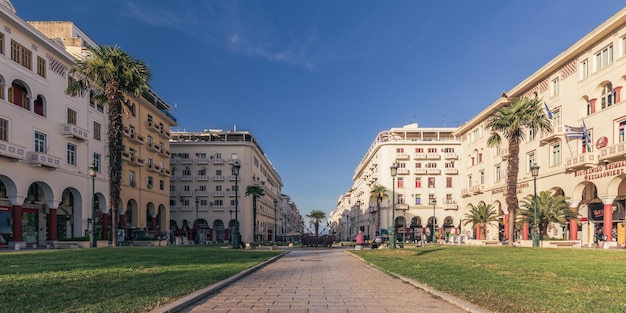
[506,139,521,247]
[107,92,123,247]
[376,198,381,236]
[252,195,257,242]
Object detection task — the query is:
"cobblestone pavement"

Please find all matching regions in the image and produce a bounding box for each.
[175,247,487,313]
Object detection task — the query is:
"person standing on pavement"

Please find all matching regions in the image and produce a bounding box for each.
[355,231,365,250]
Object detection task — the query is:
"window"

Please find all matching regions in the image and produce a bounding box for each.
[66,143,77,166]
[397,177,404,188]
[130,171,136,187]
[214,200,223,206]
[34,131,46,153]
[147,176,153,189]
[129,148,136,159]
[428,177,435,188]
[146,135,153,144]
[446,177,452,188]
[198,185,207,191]
[551,77,559,97]
[428,194,436,205]
[619,120,626,142]
[231,153,238,160]
[37,56,46,78]
[147,114,153,122]
[396,148,404,153]
[216,169,222,176]
[67,108,77,125]
[427,148,437,153]
[415,148,423,153]
[0,32,4,55]
[468,175,472,187]
[93,122,101,141]
[414,194,421,205]
[601,84,614,109]
[159,180,164,190]
[93,153,101,172]
[580,59,588,79]
[494,165,501,183]
[183,185,190,192]
[415,177,421,188]
[0,118,7,141]
[129,125,135,135]
[10,40,32,69]
[551,144,561,166]
[527,153,536,172]
[479,171,485,184]
[595,45,613,71]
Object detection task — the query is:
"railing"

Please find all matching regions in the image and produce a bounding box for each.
[0,141,26,160]
[62,124,89,141]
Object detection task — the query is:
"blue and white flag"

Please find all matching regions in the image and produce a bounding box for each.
[582,119,591,151]
[544,102,553,119]
[565,125,584,139]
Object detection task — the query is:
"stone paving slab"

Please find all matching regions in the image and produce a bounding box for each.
[166,248,489,313]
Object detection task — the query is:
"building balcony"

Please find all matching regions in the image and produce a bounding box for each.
[146,163,161,172]
[228,175,239,181]
[414,168,427,175]
[158,128,170,139]
[146,121,161,133]
[395,203,409,211]
[427,153,441,160]
[178,158,193,165]
[444,202,458,210]
[227,191,237,197]
[565,153,598,171]
[444,168,458,175]
[426,168,441,175]
[212,205,225,212]
[414,153,428,160]
[177,190,194,196]
[211,175,225,181]
[470,184,486,194]
[397,168,410,175]
[195,175,209,181]
[539,124,565,144]
[62,124,89,141]
[195,190,210,196]
[27,151,60,168]
[197,205,209,212]
[159,148,171,158]
[227,158,239,164]
[196,158,209,164]
[461,188,471,197]
[0,141,26,161]
[212,158,224,164]
[178,205,193,212]
[599,142,626,163]
[443,152,458,160]
[146,142,160,153]
[395,153,409,159]
[211,191,225,197]
[127,156,145,167]
[160,168,171,177]
[178,175,193,181]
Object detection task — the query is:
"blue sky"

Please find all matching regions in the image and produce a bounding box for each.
[15,1,626,217]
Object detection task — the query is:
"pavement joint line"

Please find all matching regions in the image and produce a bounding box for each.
[345,250,493,313]
[149,250,290,313]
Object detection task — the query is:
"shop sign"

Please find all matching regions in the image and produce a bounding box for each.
[573,160,626,180]
[491,182,529,195]
[596,136,608,149]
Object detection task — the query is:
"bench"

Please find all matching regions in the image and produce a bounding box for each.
[54,243,79,249]
[484,241,502,246]
[549,241,577,248]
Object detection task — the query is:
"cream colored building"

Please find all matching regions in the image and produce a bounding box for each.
[0,1,108,247]
[169,130,283,244]
[332,124,463,243]
[455,7,626,247]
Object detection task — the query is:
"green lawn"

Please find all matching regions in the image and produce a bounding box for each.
[0,246,281,313]
[353,246,626,313]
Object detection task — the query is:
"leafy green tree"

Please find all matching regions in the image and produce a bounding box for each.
[306,210,326,236]
[369,185,388,236]
[519,190,579,240]
[486,97,551,247]
[245,185,265,241]
[462,203,500,240]
[67,46,151,247]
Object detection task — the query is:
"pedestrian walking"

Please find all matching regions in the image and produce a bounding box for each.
[355,230,365,250]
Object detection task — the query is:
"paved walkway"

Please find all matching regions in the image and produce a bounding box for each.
[171,247,488,313]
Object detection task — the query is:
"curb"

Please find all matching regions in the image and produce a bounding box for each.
[150,250,290,313]
[346,251,492,313]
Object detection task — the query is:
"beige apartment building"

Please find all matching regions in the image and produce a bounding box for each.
[169,130,283,244]
[455,7,626,247]
[0,2,108,248]
[334,124,463,243]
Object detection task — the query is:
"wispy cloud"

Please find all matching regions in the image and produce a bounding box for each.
[124,2,329,71]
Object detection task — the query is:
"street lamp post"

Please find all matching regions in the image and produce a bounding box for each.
[390,163,398,249]
[194,197,199,244]
[88,164,97,248]
[402,206,407,244]
[531,164,540,247]
[232,162,241,249]
[273,199,278,243]
[432,198,437,244]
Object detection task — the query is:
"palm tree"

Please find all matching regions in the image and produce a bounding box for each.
[66,45,151,247]
[306,210,326,236]
[462,203,500,240]
[369,185,388,236]
[245,185,265,242]
[519,190,579,240]
[486,97,551,247]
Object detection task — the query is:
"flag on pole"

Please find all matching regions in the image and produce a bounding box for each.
[582,119,591,152]
[565,125,584,139]
[544,102,553,119]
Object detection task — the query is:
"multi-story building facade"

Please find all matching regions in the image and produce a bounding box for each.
[332,124,462,243]
[169,129,283,244]
[456,7,626,246]
[280,194,303,241]
[0,2,109,248]
[30,21,177,242]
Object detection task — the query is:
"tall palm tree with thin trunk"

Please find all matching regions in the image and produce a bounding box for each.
[519,190,579,240]
[486,97,551,247]
[245,185,265,242]
[369,185,388,236]
[306,210,326,236]
[462,203,500,240]
[67,45,151,247]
